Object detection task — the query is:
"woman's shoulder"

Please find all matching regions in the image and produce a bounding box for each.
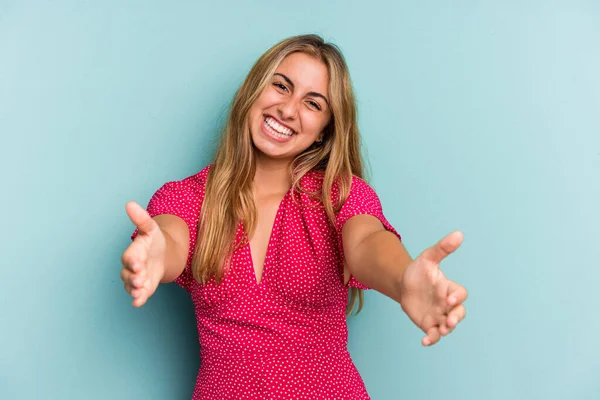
[183,164,212,185]
[153,164,213,201]
[298,170,379,215]
[166,164,212,188]
[301,169,373,194]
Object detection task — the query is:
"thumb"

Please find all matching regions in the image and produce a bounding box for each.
[420,231,464,264]
[126,201,158,236]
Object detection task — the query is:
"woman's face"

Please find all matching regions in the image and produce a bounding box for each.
[248,52,332,164]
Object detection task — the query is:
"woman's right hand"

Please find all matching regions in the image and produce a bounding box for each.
[121,201,167,307]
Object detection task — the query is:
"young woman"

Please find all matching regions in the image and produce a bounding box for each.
[121,34,468,399]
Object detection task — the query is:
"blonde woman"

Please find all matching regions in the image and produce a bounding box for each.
[121,34,468,399]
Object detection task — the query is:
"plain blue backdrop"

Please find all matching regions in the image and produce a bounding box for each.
[1,1,599,399]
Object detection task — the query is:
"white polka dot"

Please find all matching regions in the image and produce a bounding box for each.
[133,165,401,399]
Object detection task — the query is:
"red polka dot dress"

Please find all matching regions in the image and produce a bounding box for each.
[134,165,401,399]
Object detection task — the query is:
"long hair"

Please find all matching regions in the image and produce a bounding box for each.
[192,34,366,316]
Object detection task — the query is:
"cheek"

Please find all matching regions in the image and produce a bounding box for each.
[303,113,330,136]
[250,99,269,125]
[250,93,276,122]
[254,89,279,109]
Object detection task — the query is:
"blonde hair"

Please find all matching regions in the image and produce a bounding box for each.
[192,34,366,315]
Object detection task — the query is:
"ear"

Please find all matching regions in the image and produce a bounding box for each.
[316,133,324,143]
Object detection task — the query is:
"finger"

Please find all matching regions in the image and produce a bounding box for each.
[132,291,149,307]
[439,308,461,336]
[131,286,145,298]
[422,326,441,346]
[130,282,147,304]
[121,268,130,283]
[447,304,466,328]
[437,308,449,328]
[131,275,146,288]
[125,201,158,236]
[124,264,145,286]
[420,231,464,264]
[124,282,134,295]
[440,319,458,337]
[120,267,143,286]
[121,240,148,273]
[439,320,451,336]
[127,272,146,289]
[436,274,450,301]
[447,283,468,306]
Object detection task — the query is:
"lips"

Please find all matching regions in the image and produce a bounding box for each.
[260,116,297,143]
[264,116,295,137]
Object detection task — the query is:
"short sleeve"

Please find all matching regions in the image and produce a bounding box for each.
[335,177,402,289]
[130,171,207,292]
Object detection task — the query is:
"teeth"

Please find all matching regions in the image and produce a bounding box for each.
[265,117,293,137]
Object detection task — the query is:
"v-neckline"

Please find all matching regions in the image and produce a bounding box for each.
[247,189,291,285]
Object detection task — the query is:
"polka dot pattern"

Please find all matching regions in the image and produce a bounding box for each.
[137,165,401,399]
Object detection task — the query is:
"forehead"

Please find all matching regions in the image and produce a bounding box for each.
[274,52,329,96]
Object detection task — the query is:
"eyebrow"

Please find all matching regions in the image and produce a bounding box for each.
[273,73,330,107]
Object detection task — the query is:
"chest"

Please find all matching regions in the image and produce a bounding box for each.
[189,192,346,310]
[249,194,284,284]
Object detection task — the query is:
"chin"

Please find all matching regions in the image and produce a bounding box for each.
[252,142,294,162]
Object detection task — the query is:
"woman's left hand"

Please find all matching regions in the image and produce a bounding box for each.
[399,231,468,346]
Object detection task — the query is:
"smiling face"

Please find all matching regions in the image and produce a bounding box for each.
[248,52,332,165]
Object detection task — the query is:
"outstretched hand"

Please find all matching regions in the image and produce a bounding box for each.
[399,231,468,346]
[120,201,167,307]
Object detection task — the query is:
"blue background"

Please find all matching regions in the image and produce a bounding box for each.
[1,1,599,399]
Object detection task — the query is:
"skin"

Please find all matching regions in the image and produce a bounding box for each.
[247,52,332,282]
[248,52,331,165]
[121,52,468,346]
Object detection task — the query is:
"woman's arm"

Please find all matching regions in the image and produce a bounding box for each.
[342,214,411,304]
[152,214,190,283]
[342,214,468,346]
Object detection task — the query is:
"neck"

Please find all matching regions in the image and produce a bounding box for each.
[253,153,292,196]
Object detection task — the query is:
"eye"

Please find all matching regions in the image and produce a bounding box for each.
[273,82,288,92]
[307,100,322,111]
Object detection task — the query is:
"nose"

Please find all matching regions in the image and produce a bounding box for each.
[277,97,298,121]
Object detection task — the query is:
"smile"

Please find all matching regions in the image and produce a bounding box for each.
[263,116,295,139]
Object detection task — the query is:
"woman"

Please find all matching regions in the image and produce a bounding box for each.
[121,34,468,399]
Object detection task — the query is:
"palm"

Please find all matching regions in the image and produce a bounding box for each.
[122,201,167,307]
[136,226,166,297]
[399,231,468,346]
